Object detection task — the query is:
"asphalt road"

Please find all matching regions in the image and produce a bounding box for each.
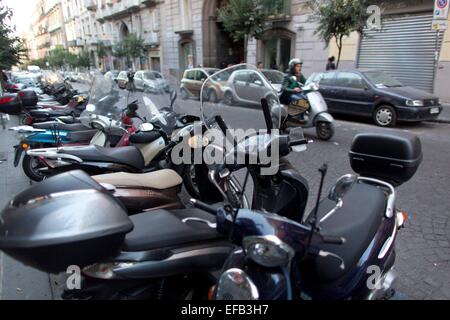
[1,85,450,299]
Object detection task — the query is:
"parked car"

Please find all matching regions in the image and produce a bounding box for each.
[260,69,285,92]
[180,68,219,99]
[104,70,120,83]
[222,68,279,106]
[202,69,232,102]
[133,70,170,92]
[116,71,129,89]
[307,70,443,127]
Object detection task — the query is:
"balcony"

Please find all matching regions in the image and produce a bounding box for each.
[85,0,97,11]
[144,31,159,47]
[263,0,291,22]
[100,0,142,20]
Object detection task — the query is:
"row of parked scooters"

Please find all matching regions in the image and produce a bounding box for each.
[0,65,423,300]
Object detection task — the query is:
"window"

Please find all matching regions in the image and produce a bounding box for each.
[195,71,207,81]
[152,10,159,31]
[134,72,143,80]
[179,0,192,30]
[318,72,336,86]
[336,72,366,89]
[185,71,195,80]
[234,71,250,82]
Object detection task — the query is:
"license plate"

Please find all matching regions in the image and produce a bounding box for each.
[430,107,440,114]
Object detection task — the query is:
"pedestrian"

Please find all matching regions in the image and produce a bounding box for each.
[257,62,263,69]
[326,56,336,71]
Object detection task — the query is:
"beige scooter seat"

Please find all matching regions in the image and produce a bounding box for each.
[92,169,183,190]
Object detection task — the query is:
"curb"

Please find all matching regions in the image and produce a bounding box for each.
[426,118,450,124]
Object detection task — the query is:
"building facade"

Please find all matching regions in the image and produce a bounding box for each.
[28,0,67,60]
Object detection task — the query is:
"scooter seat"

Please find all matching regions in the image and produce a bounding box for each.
[33,122,89,131]
[29,108,73,117]
[123,208,224,252]
[303,182,386,284]
[60,145,145,170]
[92,169,183,190]
[129,131,162,144]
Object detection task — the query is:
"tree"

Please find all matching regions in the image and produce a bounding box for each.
[123,33,145,69]
[0,1,27,72]
[47,46,67,68]
[308,0,369,69]
[96,43,107,69]
[77,50,91,69]
[65,51,79,69]
[217,0,270,62]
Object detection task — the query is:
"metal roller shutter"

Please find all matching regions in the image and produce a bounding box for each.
[357,14,444,92]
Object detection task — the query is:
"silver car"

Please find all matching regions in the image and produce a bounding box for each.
[133,70,170,92]
[223,69,280,106]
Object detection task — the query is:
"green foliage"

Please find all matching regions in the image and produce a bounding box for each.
[113,42,126,58]
[0,1,28,69]
[97,43,107,59]
[47,46,67,68]
[216,0,269,43]
[123,33,145,59]
[77,50,91,68]
[24,58,46,69]
[308,0,369,68]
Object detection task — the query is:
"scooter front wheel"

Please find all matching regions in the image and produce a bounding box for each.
[316,122,334,141]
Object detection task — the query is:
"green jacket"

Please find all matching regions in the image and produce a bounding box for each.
[280,73,306,104]
[281,73,307,94]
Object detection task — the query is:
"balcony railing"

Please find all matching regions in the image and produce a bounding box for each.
[263,0,291,21]
[85,0,97,11]
[100,0,141,20]
[144,31,159,46]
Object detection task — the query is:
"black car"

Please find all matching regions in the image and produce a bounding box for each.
[307,70,442,127]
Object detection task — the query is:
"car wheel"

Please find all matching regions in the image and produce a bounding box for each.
[316,121,334,141]
[208,90,218,103]
[373,105,397,127]
[180,88,189,100]
[224,91,234,105]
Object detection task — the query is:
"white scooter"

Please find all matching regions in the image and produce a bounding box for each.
[275,78,335,140]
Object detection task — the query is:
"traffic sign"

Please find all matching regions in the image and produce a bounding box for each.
[434,0,449,20]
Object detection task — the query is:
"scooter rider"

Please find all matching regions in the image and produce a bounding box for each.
[280,59,308,119]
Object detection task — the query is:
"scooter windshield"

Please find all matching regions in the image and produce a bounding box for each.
[41,71,64,85]
[199,64,283,164]
[79,75,125,130]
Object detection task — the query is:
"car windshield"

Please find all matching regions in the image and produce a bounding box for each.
[143,72,157,80]
[364,71,403,88]
[262,70,284,84]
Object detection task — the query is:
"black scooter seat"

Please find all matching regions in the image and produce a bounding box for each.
[60,145,145,170]
[304,182,386,283]
[123,209,224,252]
[129,131,162,144]
[33,122,89,131]
[29,108,73,117]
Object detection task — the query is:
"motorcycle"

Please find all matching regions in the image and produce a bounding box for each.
[277,77,335,140]
[0,65,310,300]
[210,88,422,299]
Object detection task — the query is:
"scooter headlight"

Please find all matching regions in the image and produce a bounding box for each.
[242,235,294,268]
[215,268,259,300]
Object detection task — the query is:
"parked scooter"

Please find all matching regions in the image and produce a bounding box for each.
[276,77,335,140]
[0,65,308,300]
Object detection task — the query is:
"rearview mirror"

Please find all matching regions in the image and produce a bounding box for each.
[328,174,357,202]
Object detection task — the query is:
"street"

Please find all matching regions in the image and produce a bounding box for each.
[1,81,450,299]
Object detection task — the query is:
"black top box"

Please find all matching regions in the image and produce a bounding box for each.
[349,132,422,187]
[0,171,134,273]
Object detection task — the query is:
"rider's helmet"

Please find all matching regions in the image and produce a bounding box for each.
[288,58,303,74]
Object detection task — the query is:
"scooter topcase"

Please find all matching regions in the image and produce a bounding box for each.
[0,171,133,273]
[349,132,422,186]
